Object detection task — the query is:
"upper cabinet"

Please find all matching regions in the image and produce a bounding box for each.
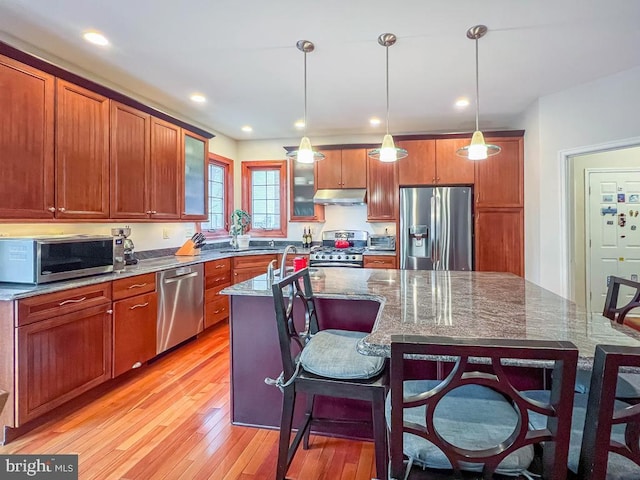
[55,79,110,219]
[289,158,324,222]
[0,54,55,219]
[474,136,524,208]
[397,139,474,186]
[149,117,182,220]
[182,131,208,220]
[316,148,367,189]
[110,101,151,219]
[367,156,398,221]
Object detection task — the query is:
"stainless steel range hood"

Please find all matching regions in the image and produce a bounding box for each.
[313,188,367,205]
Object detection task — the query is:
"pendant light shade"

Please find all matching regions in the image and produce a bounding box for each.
[368,33,407,163]
[456,25,501,161]
[286,40,324,164]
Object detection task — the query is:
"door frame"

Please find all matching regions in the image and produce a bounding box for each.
[559,136,640,302]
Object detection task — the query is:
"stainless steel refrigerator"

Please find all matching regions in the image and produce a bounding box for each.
[400,187,473,270]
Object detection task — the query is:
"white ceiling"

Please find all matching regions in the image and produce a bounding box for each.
[1,0,639,141]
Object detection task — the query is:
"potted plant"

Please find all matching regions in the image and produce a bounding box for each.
[230,209,251,249]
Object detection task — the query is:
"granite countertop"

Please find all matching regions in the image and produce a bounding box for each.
[221,268,640,369]
[0,246,312,301]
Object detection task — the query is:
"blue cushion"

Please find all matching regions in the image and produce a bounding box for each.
[575,369,640,399]
[386,380,534,476]
[524,390,640,479]
[299,329,385,380]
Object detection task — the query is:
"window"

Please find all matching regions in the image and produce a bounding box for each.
[241,160,287,237]
[200,153,233,238]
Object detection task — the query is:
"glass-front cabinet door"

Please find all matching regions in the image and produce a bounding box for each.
[182,131,208,220]
[289,159,324,222]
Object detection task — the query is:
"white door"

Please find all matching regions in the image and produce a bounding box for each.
[587,170,640,313]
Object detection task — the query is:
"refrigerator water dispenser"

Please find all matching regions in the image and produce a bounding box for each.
[408,225,429,257]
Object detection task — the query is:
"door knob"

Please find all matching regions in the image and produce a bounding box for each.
[48,207,56,212]
[58,207,66,212]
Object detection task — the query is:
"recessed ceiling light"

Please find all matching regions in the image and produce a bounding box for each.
[83,31,109,46]
[294,120,305,129]
[190,94,206,103]
[370,117,381,126]
[455,98,470,108]
[241,125,253,133]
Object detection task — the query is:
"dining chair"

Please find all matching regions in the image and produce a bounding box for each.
[270,268,388,480]
[527,344,640,479]
[575,276,640,399]
[388,335,578,480]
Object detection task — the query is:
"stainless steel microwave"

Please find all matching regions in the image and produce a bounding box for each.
[0,235,114,284]
[368,234,396,251]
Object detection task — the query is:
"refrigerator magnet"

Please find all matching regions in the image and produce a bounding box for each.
[618,193,626,202]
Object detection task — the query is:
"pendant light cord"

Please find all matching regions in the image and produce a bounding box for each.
[474,37,480,132]
[303,50,308,138]
[385,45,390,135]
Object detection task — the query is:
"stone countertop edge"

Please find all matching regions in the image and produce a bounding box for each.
[0,247,313,301]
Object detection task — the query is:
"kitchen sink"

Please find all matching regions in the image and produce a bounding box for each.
[218,247,279,253]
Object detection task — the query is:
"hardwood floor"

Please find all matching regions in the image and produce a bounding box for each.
[0,323,378,479]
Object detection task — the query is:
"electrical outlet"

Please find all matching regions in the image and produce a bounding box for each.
[162,228,170,240]
[185,228,194,238]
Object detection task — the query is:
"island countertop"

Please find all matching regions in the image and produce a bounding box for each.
[221,268,640,368]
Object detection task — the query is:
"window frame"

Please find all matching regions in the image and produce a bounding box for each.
[241,160,288,238]
[199,153,234,239]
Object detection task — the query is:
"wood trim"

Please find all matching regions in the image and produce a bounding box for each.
[241,160,287,238]
[0,41,214,139]
[200,153,234,238]
[0,301,15,428]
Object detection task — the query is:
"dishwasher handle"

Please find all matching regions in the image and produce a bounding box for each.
[163,271,199,284]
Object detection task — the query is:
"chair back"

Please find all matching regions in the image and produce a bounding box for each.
[603,275,640,323]
[272,268,319,381]
[580,344,640,479]
[390,335,578,479]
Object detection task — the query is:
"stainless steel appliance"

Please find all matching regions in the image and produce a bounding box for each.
[400,187,473,270]
[111,227,138,270]
[0,235,114,284]
[308,230,368,268]
[157,264,204,354]
[368,234,396,251]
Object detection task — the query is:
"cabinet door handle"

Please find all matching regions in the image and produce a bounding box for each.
[213,276,226,282]
[127,283,148,289]
[146,210,152,214]
[132,361,142,369]
[58,207,66,212]
[151,210,157,214]
[107,309,113,314]
[215,264,224,269]
[214,307,226,314]
[59,296,87,306]
[48,206,56,213]
[129,302,149,310]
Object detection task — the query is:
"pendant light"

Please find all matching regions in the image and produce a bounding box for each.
[456,25,501,161]
[368,33,407,163]
[286,40,324,164]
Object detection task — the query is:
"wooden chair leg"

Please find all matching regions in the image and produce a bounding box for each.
[372,388,388,480]
[277,387,296,480]
[303,393,315,450]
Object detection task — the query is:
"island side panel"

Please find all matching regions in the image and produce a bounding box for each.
[229,295,380,439]
[0,301,16,437]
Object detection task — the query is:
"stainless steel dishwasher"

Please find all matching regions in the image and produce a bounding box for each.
[156,263,204,354]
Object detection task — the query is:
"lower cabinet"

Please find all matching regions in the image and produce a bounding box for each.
[113,292,158,377]
[205,258,231,329]
[475,209,524,276]
[364,255,398,269]
[232,254,278,284]
[16,304,112,424]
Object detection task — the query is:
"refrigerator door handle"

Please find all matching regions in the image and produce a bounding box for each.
[431,193,437,266]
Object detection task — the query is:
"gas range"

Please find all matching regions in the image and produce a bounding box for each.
[309,230,368,268]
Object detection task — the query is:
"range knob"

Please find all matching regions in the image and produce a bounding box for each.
[337,255,342,260]
[329,255,333,260]
[320,255,326,260]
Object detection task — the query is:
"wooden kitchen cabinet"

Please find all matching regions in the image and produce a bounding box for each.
[0,54,55,219]
[475,209,524,276]
[205,258,231,328]
[232,254,278,284]
[364,255,397,269]
[55,79,110,218]
[149,116,182,220]
[182,130,208,220]
[475,136,524,208]
[16,292,112,424]
[367,157,398,221]
[316,148,367,189]
[110,101,151,219]
[289,158,324,222]
[397,139,474,186]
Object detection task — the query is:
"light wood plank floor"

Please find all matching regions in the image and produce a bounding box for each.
[0,323,378,479]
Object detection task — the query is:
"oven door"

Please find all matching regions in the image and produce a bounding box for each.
[308,261,363,268]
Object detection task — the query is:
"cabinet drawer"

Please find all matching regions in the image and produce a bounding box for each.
[17,283,112,327]
[364,256,397,269]
[233,254,277,270]
[205,258,231,275]
[112,273,156,300]
[205,294,229,328]
[113,292,157,377]
[205,271,231,290]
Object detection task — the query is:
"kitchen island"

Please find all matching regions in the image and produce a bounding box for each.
[222,267,640,435]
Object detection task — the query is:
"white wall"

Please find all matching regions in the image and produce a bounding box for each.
[522,66,640,296]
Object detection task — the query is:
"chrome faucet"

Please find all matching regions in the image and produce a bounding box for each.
[279,244,297,278]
